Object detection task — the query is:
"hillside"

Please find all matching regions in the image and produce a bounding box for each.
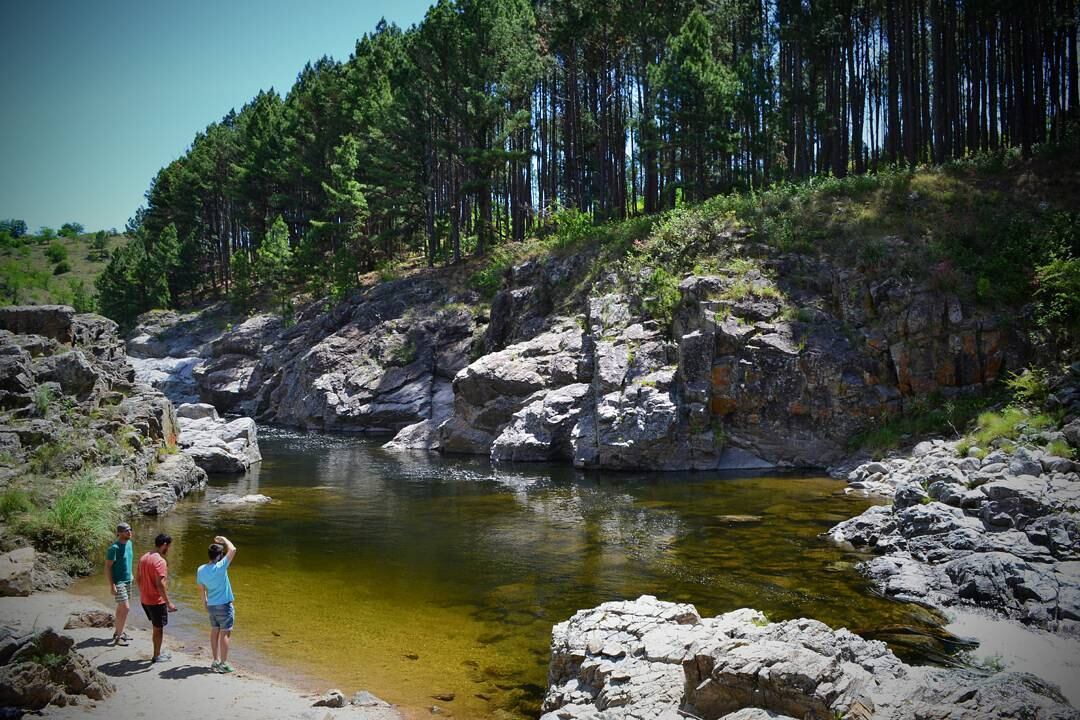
[0,231,126,309]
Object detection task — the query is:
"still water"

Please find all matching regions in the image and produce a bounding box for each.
[110,428,944,718]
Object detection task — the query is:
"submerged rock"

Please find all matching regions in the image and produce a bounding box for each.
[541,596,1076,720]
[210,493,271,506]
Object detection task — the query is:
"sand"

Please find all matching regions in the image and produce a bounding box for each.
[0,591,404,720]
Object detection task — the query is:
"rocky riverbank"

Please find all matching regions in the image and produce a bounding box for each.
[0,305,260,594]
[540,595,1077,720]
[828,369,1080,633]
[0,590,401,719]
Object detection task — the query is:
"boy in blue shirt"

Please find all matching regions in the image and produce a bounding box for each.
[196,535,237,673]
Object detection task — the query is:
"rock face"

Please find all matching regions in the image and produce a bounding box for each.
[175,403,261,473]
[433,248,1021,469]
[0,627,114,710]
[831,433,1080,631]
[0,306,207,580]
[541,596,1076,720]
[174,280,481,437]
[0,548,36,597]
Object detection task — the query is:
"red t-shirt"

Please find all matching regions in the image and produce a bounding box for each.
[137,552,168,605]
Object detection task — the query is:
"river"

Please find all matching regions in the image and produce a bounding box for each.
[86,427,949,718]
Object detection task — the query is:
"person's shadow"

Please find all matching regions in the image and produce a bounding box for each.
[158,665,215,680]
[97,658,153,677]
[76,637,121,649]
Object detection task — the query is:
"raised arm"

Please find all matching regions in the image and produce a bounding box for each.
[214,535,237,564]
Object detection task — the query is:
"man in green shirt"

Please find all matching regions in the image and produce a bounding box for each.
[105,522,134,645]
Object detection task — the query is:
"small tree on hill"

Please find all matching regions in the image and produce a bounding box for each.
[59,222,84,238]
[229,250,255,313]
[257,216,293,320]
[45,241,68,264]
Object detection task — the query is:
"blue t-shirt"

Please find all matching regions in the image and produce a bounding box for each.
[196,557,234,606]
[106,540,133,584]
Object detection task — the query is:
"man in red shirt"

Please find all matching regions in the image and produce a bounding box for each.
[137,533,178,662]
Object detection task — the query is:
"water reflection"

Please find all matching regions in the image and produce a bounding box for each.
[117,427,944,719]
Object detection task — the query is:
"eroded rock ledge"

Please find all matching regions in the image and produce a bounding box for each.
[541,596,1076,720]
[830,433,1080,632]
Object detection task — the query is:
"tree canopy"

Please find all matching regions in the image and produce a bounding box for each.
[113,0,1079,315]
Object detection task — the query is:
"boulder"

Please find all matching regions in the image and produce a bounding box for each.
[313,689,347,708]
[123,454,207,515]
[0,628,114,709]
[0,548,35,597]
[177,412,261,474]
[541,596,1075,720]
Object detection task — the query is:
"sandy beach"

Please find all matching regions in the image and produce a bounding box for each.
[0,590,406,720]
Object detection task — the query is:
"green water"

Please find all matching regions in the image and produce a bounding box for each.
[117,428,945,718]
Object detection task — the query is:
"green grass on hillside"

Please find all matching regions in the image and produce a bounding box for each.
[0,232,127,310]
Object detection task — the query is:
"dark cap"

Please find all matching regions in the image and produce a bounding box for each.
[116,522,132,533]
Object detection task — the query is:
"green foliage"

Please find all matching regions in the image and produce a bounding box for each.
[0,487,36,520]
[1047,439,1075,460]
[849,394,991,457]
[96,225,180,328]
[228,250,256,313]
[58,222,84,238]
[1034,255,1080,349]
[0,219,27,238]
[30,439,74,475]
[90,230,109,259]
[52,259,71,275]
[45,241,68,264]
[469,245,515,298]
[32,385,52,417]
[641,267,681,328]
[38,227,56,241]
[257,216,294,319]
[18,474,120,571]
[391,336,418,365]
[1005,369,1049,406]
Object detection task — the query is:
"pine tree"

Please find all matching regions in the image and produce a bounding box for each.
[256,216,293,319]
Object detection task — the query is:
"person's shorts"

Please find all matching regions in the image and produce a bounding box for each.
[207,602,234,631]
[113,581,131,605]
[142,603,169,628]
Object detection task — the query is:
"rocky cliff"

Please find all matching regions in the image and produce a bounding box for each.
[176,235,1022,470]
[0,306,207,587]
[435,244,1022,469]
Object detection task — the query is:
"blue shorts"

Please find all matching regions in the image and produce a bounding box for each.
[208,602,234,630]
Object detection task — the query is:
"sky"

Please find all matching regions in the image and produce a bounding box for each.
[0,0,434,234]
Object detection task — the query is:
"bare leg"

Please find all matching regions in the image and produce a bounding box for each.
[210,628,220,662]
[152,626,163,657]
[114,601,129,636]
[220,630,231,664]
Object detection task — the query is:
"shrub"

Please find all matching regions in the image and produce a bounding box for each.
[1047,439,1075,460]
[469,246,515,298]
[53,260,71,275]
[1005,369,1049,407]
[18,474,120,571]
[971,407,1029,447]
[45,241,68,264]
[0,487,35,520]
[641,267,682,327]
[32,385,51,417]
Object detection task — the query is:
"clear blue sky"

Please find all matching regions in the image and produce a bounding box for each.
[0,0,433,233]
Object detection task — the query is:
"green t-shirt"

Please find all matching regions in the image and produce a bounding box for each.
[106,540,133,584]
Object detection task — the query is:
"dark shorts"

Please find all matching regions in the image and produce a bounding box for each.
[142,603,168,628]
